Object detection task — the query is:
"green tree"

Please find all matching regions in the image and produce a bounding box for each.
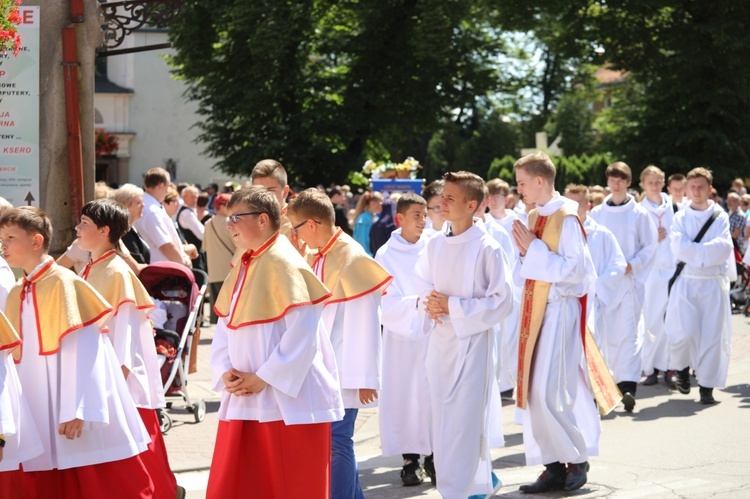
[169,0,506,186]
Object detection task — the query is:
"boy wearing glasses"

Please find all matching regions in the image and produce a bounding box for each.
[422,180,446,238]
[287,189,392,499]
[208,187,343,498]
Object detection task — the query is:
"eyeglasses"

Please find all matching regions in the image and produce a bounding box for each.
[426,205,442,214]
[291,219,321,234]
[229,212,264,223]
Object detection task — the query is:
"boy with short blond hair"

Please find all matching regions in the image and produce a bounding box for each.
[638,166,678,388]
[251,159,293,237]
[0,207,152,497]
[589,161,658,411]
[375,193,434,486]
[666,168,733,405]
[287,188,391,499]
[513,155,612,493]
[414,171,512,498]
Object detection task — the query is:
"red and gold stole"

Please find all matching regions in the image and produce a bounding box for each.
[516,207,620,415]
[82,250,155,317]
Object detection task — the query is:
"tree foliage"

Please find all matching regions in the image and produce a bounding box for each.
[169,0,506,185]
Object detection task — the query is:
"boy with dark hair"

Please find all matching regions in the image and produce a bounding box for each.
[512,153,615,493]
[0,206,153,497]
[207,186,343,497]
[589,161,658,412]
[287,188,391,499]
[666,168,733,404]
[75,199,179,499]
[667,173,687,208]
[414,171,512,498]
[375,193,434,487]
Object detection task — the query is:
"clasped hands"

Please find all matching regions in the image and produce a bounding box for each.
[423,290,449,324]
[222,368,268,396]
[512,219,537,256]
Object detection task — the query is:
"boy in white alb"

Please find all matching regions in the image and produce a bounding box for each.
[512,154,610,494]
[638,166,678,388]
[75,199,179,498]
[563,185,628,351]
[415,171,512,499]
[375,194,434,487]
[208,187,344,498]
[422,180,446,239]
[486,178,522,400]
[666,168,733,405]
[0,207,152,498]
[589,162,658,412]
[287,189,392,499]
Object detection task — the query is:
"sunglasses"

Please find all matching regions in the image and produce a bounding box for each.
[229,212,264,223]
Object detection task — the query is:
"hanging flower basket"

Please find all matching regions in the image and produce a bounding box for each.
[95,129,119,156]
[0,0,22,57]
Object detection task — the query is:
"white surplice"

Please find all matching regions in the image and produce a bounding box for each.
[16,287,149,470]
[0,349,43,471]
[414,224,512,499]
[584,217,628,353]
[640,193,677,374]
[106,303,166,410]
[516,195,600,467]
[210,260,344,424]
[589,194,658,382]
[374,229,431,457]
[665,201,733,388]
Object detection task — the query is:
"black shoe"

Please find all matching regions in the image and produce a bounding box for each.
[400,460,424,486]
[699,386,717,405]
[676,368,691,394]
[519,462,566,493]
[622,392,636,412]
[423,455,436,486]
[642,373,658,385]
[564,462,588,491]
[501,388,515,401]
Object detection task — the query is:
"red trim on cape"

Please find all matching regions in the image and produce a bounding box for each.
[0,339,21,352]
[223,293,332,329]
[324,275,393,306]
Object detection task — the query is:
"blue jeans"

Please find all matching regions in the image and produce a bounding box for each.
[331,408,364,499]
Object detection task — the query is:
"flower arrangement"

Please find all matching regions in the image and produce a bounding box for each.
[95,129,119,156]
[362,156,422,179]
[0,0,22,57]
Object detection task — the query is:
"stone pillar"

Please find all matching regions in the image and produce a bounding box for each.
[32,0,100,254]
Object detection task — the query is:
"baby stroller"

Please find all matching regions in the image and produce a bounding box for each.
[139,262,209,433]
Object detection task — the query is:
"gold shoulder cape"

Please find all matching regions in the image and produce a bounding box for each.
[215,233,332,329]
[82,250,155,317]
[0,311,21,353]
[313,229,392,304]
[5,259,112,361]
[516,205,621,415]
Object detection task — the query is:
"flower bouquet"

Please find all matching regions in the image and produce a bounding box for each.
[95,129,119,156]
[0,0,22,57]
[362,157,422,180]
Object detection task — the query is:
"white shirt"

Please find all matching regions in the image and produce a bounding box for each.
[134,192,187,263]
[177,205,205,241]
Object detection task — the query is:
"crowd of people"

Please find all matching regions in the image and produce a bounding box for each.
[0,153,738,499]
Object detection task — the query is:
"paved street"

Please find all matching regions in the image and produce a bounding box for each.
[168,310,750,498]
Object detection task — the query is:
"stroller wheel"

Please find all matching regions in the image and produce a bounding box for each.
[166,402,173,409]
[159,411,172,434]
[193,400,206,423]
